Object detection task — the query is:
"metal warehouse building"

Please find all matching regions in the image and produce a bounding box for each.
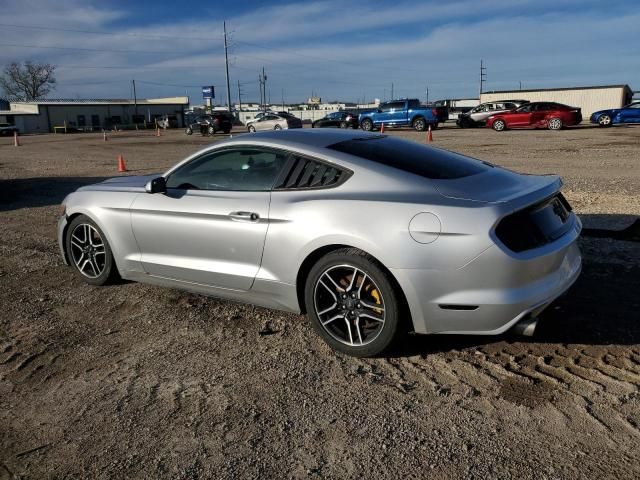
[480,85,633,118]
[0,97,189,134]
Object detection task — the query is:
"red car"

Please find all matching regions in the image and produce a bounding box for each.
[486,102,582,131]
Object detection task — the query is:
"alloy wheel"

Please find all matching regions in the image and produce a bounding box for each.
[313,264,386,346]
[548,118,562,130]
[493,120,505,131]
[69,223,106,279]
[598,115,611,126]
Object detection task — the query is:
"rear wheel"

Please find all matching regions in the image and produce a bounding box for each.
[66,215,119,286]
[340,121,349,129]
[360,119,373,131]
[208,125,216,135]
[413,117,427,131]
[492,119,506,131]
[305,248,402,357]
[185,127,193,135]
[548,117,563,130]
[274,124,282,130]
[597,114,612,127]
[248,125,256,132]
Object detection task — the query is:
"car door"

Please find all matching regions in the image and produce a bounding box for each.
[620,103,640,123]
[130,147,289,290]
[507,103,534,127]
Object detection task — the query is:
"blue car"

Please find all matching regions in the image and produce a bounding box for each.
[590,101,640,127]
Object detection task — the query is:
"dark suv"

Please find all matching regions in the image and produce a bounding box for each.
[185,113,232,135]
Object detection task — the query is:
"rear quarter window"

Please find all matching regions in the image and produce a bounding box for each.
[327,136,490,180]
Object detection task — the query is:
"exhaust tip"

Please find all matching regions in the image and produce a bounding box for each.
[512,317,538,337]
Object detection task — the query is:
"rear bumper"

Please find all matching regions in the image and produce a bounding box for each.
[392,217,582,335]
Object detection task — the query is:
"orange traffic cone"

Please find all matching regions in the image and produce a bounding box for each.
[427,124,433,143]
[13,130,20,147]
[380,123,385,133]
[117,154,127,172]
[156,127,161,137]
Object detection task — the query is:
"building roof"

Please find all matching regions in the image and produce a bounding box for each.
[483,84,632,94]
[10,96,189,106]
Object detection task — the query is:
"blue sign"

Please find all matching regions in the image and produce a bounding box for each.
[202,86,215,99]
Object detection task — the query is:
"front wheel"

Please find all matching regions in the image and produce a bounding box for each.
[66,215,119,286]
[305,248,402,357]
[492,119,506,131]
[248,125,256,132]
[547,117,563,130]
[208,125,216,135]
[597,114,612,127]
[185,127,193,135]
[360,119,373,131]
[340,121,349,129]
[274,124,282,130]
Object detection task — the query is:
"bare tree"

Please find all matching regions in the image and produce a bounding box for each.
[0,61,56,101]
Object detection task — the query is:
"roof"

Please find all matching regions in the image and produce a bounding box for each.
[483,84,632,94]
[225,128,377,149]
[10,96,189,106]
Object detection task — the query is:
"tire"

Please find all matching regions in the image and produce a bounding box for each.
[274,124,282,130]
[597,114,612,127]
[413,117,426,131]
[492,119,506,131]
[208,125,216,135]
[223,129,231,134]
[360,119,373,131]
[305,248,403,357]
[548,117,563,130]
[65,215,119,286]
[340,121,349,129]
[248,125,256,132]
[185,127,193,135]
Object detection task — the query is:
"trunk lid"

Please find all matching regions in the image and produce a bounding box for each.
[431,167,561,205]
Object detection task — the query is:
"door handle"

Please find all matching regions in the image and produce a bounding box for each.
[229,211,260,222]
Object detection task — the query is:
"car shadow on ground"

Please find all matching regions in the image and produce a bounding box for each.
[0,176,107,212]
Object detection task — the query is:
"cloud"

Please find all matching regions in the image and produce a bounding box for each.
[0,0,637,102]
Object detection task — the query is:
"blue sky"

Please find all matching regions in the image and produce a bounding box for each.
[0,0,638,104]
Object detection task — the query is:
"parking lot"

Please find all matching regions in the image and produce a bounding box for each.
[1,125,639,479]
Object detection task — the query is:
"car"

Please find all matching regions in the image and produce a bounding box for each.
[312,111,359,129]
[185,113,232,135]
[0,122,19,136]
[590,101,640,127]
[58,129,582,357]
[486,102,582,131]
[457,100,529,128]
[246,112,302,132]
[156,114,179,129]
[358,99,439,131]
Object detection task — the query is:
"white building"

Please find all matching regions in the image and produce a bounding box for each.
[0,97,189,133]
[480,85,633,118]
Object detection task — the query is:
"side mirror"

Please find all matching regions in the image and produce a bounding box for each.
[145,176,166,194]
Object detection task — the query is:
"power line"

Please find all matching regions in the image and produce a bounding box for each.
[0,42,187,55]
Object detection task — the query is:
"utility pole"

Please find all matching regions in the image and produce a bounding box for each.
[479,59,487,99]
[390,82,394,100]
[259,67,267,111]
[281,88,284,111]
[223,21,232,112]
[519,80,522,90]
[426,87,429,105]
[237,80,242,113]
[132,79,137,117]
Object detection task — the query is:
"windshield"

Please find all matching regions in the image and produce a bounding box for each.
[327,136,491,180]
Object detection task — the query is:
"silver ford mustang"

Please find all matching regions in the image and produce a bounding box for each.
[58,129,582,356]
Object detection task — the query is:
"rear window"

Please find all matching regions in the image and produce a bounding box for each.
[327,136,490,180]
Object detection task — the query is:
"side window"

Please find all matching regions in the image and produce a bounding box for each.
[408,99,421,109]
[166,148,289,191]
[518,104,533,113]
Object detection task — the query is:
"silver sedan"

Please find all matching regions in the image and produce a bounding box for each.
[58,130,581,356]
[246,113,302,132]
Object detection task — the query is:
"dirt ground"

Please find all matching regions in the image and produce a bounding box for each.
[1,124,639,479]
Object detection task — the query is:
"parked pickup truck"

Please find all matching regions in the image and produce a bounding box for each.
[0,122,19,136]
[359,99,439,131]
